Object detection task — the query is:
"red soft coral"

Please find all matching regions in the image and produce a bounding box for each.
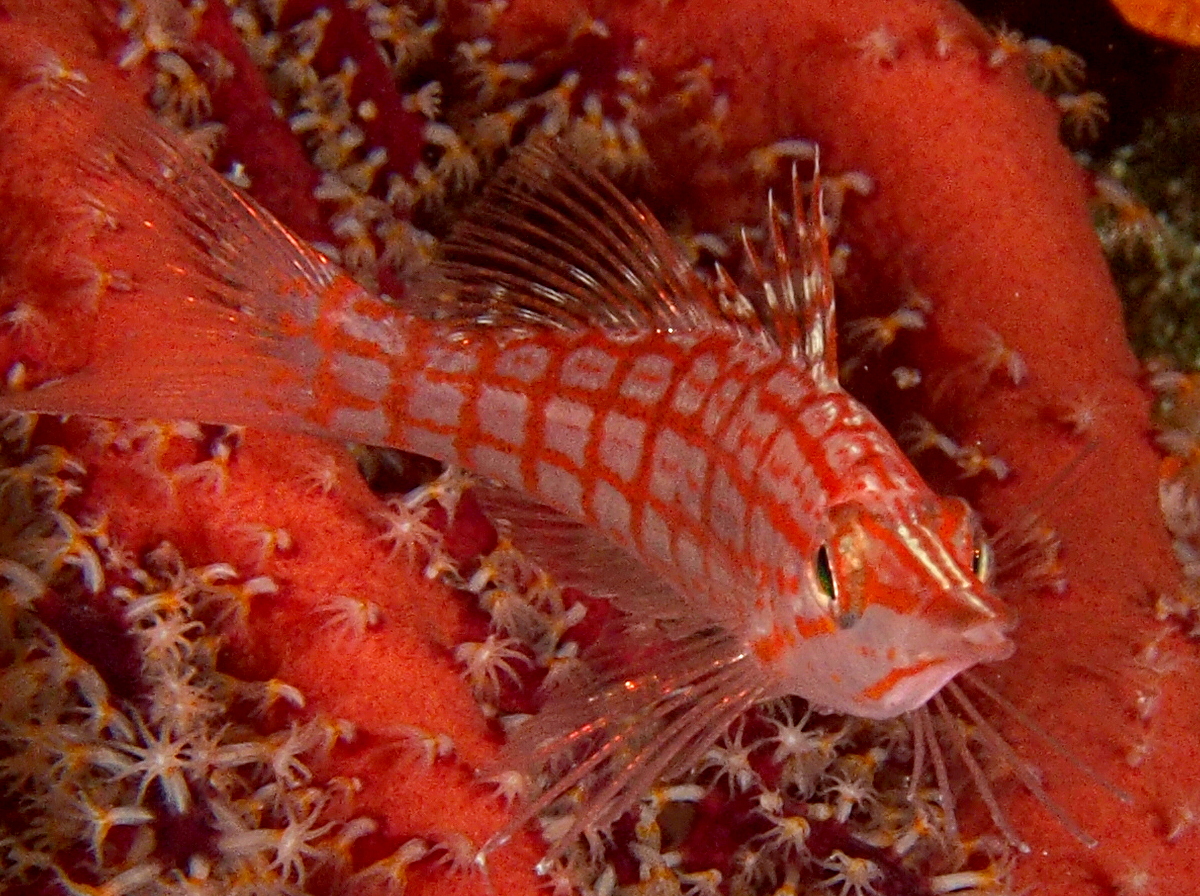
[0,1,1195,895]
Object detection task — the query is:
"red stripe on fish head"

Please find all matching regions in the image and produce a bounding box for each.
[755,498,1016,718]
[824,500,1013,637]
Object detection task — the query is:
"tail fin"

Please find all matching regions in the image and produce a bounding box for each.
[0,56,345,433]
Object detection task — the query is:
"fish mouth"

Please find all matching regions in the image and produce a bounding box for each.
[855,659,966,719]
[961,622,1016,663]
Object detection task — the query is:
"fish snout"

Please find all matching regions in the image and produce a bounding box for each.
[961,621,1016,663]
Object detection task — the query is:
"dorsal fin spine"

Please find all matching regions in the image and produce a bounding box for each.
[431,143,726,334]
[801,157,839,382]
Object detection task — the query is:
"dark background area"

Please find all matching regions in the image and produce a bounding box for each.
[962,0,1193,151]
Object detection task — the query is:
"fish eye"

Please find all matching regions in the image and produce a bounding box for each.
[815,544,836,602]
[815,545,858,629]
[971,540,993,583]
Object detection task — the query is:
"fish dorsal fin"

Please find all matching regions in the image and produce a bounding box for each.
[717,162,838,381]
[429,143,840,382]
[471,482,696,624]
[427,142,727,333]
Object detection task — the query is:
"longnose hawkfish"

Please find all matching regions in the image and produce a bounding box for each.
[1,76,1107,863]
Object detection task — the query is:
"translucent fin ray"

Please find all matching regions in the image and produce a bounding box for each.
[429,145,840,380]
[921,675,1131,852]
[724,163,838,379]
[0,70,349,431]
[483,627,765,862]
[78,91,338,327]
[932,692,1028,852]
[471,483,706,625]
[426,141,726,333]
[960,672,1132,804]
